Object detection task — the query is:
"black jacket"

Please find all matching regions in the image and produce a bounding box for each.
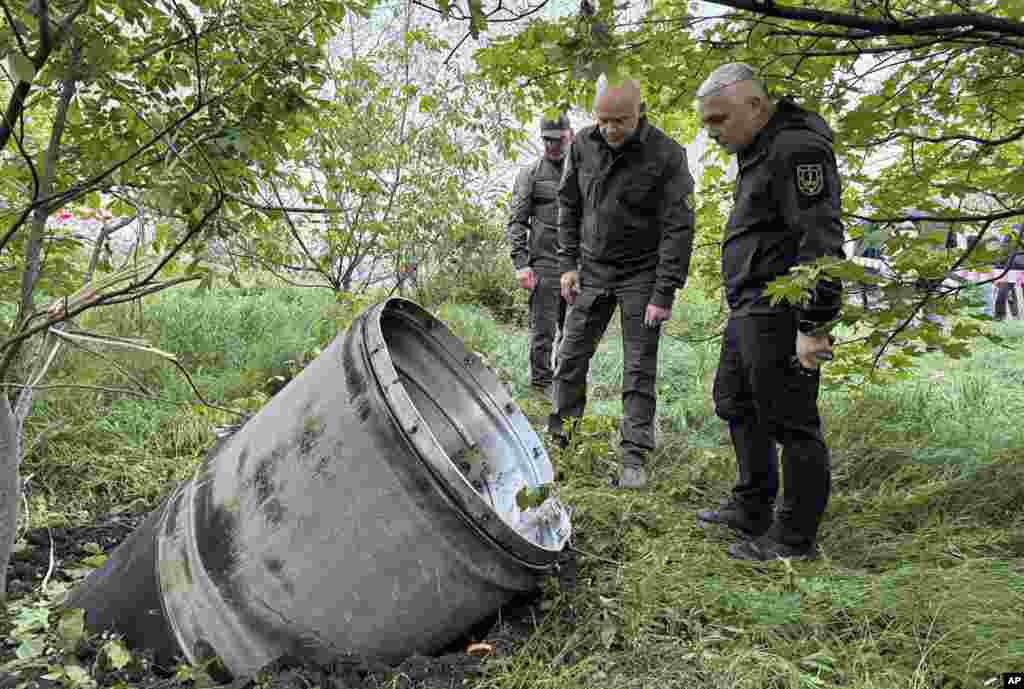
[506,157,565,273]
[557,117,695,308]
[724,99,845,324]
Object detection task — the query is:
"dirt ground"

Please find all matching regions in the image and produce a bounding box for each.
[1,512,575,689]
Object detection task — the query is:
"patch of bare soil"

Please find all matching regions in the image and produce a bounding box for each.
[2,512,576,689]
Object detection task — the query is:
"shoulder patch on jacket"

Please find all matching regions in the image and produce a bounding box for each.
[791,151,828,207]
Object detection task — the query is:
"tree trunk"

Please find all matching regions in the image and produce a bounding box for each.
[0,395,21,601]
[86,215,135,282]
[0,41,79,597]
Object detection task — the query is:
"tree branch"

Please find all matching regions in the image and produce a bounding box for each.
[0,15,316,256]
[1,0,31,58]
[869,220,997,368]
[0,0,85,154]
[865,124,1024,148]
[702,1,1024,37]
[2,382,243,416]
[852,208,1024,225]
[268,177,335,288]
[60,330,155,397]
[86,215,137,282]
[226,193,351,215]
[0,201,218,370]
[17,36,78,327]
[36,0,50,57]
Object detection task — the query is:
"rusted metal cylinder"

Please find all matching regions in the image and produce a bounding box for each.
[65,298,570,677]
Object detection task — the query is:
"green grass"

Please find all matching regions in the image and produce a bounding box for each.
[19,288,360,518]
[446,305,1024,689]
[14,287,1024,688]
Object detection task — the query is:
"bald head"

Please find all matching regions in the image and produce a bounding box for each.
[593,74,643,149]
[696,63,773,154]
[594,74,642,111]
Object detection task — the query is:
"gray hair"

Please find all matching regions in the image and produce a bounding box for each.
[696,62,765,100]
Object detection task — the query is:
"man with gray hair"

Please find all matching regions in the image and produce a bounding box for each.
[548,74,696,489]
[695,63,845,560]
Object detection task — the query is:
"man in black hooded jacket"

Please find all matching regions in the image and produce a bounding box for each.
[695,63,845,560]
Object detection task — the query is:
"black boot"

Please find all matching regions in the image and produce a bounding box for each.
[696,497,773,540]
[727,524,818,561]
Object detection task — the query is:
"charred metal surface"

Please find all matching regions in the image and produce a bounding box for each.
[64,298,570,678]
[312,453,335,482]
[263,498,285,526]
[264,557,294,596]
[251,460,274,505]
[62,502,181,665]
[193,481,239,602]
[298,415,324,456]
[237,445,249,477]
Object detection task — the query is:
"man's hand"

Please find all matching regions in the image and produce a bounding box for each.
[644,303,671,329]
[560,270,580,304]
[516,267,537,291]
[795,331,833,370]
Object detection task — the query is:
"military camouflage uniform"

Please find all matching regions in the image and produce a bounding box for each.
[548,116,696,468]
[507,150,569,389]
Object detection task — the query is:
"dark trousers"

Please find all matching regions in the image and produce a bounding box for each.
[713,310,831,545]
[547,282,661,466]
[994,282,1020,320]
[528,272,567,386]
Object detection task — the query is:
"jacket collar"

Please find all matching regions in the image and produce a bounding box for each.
[738,101,791,169]
[587,115,651,151]
[738,97,833,170]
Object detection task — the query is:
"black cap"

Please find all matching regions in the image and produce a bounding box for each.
[540,113,570,137]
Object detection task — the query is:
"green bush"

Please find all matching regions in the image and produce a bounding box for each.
[421,246,528,326]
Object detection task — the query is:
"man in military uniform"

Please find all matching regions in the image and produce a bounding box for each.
[507,113,574,396]
[694,63,844,560]
[548,76,696,489]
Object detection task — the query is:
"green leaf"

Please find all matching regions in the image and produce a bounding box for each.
[15,636,44,660]
[57,608,86,650]
[63,663,91,687]
[193,272,214,293]
[515,483,553,511]
[419,95,437,113]
[8,52,36,83]
[14,605,49,632]
[102,639,132,671]
[600,621,618,649]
